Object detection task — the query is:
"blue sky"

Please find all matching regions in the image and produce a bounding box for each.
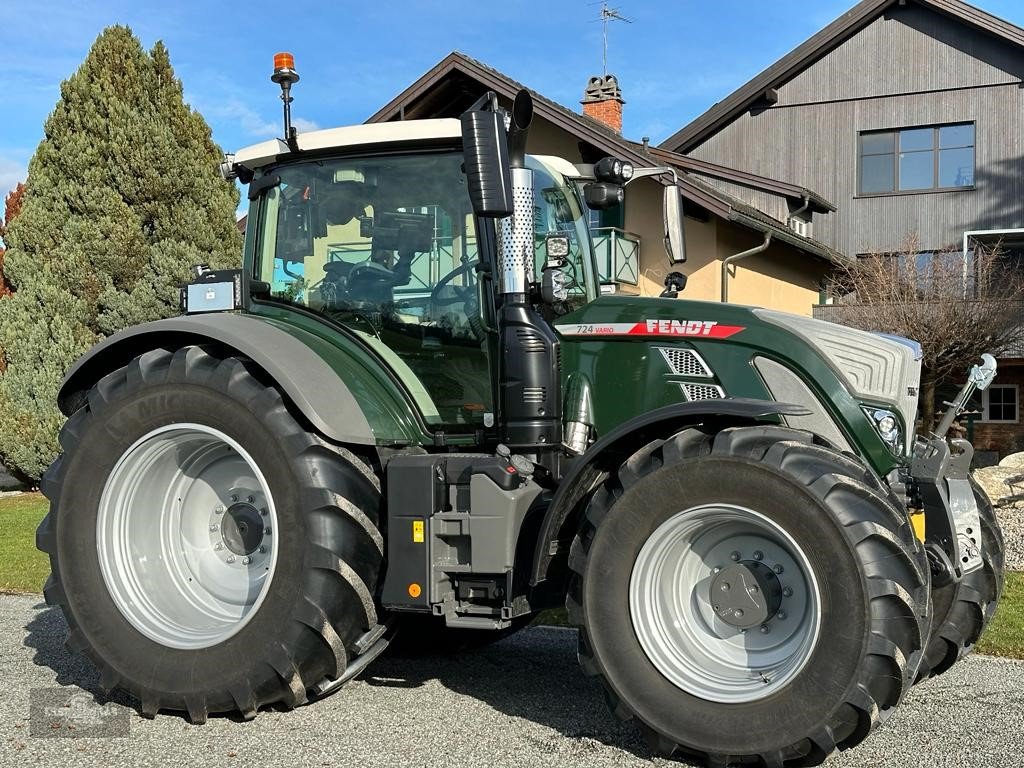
[4,0,1024,208]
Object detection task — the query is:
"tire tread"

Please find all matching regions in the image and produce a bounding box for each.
[38,345,383,722]
[567,425,930,767]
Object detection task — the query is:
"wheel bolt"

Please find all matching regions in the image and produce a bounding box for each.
[231,495,238,502]
[242,556,251,565]
[734,609,744,618]
[753,550,764,561]
[712,566,721,574]
[214,506,224,514]
[760,624,770,634]
[783,587,793,598]
[774,564,784,574]
[264,527,272,535]
[247,496,255,504]
[720,582,731,592]
[730,551,741,562]
[261,508,268,517]
[777,611,787,620]
[226,555,236,564]
[259,546,267,554]
[214,542,223,551]
[209,523,219,532]
[747,584,759,594]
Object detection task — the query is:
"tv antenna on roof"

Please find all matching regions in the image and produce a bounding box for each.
[590,1,632,75]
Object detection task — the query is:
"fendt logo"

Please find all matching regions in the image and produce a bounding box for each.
[640,319,740,337]
[559,320,745,339]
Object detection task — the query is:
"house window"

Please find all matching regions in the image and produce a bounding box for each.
[983,384,1017,423]
[858,123,974,195]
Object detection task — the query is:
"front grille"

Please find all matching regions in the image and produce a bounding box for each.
[657,347,713,378]
[678,382,725,401]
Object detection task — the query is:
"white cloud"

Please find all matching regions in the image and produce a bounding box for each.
[0,156,28,204]
[208,98,280,139]
[292,117,321,132]
[193,96,320,142]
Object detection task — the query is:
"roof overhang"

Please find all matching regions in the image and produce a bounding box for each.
[662,0,1024,153]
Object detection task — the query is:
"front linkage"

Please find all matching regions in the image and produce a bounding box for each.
[910,354,997,586]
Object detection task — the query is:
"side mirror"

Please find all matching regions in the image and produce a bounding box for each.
[460,93,513,218]
[664,184,686,264]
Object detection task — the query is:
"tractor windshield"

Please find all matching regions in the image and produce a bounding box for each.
[253,150,597,429]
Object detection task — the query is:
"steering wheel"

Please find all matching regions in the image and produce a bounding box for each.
[430,262,476,306]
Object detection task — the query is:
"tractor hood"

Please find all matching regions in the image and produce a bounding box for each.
[554,295,922,474]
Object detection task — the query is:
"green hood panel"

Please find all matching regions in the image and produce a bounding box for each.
[554,296,898,476]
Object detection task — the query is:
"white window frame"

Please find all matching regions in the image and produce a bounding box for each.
[982,383,1019,423]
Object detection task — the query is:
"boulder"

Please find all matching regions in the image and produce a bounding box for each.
[973,465,1024,505]
[998,451,1024,468]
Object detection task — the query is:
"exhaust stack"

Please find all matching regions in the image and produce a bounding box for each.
[498,91,535,296]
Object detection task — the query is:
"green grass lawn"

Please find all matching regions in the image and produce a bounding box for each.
[1,493,1021,659]
[0,492,49,593]
[976,571,1024,658]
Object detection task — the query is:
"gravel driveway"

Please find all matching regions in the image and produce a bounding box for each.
[2,593,1022,768]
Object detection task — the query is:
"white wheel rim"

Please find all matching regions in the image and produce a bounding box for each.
[96,424,279,649]
[629,504,821,703]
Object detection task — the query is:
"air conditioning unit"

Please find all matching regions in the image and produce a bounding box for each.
[788,217,811,238]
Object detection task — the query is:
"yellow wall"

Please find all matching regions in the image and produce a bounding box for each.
[716,227,827,317]
[626,179,723,300]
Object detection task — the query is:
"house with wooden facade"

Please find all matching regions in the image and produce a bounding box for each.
[663,0,1024,456]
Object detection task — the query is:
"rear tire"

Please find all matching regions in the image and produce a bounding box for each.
[568,426,930,765]
[36,346,385,722]
[916,479,1005,681]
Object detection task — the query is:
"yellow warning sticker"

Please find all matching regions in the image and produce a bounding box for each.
[412,519,425,543]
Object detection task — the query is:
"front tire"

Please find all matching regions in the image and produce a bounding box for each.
[36,346,384,722]
[568,426,930,765]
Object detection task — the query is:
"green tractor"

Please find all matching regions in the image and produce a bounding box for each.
[37,55,1004,766]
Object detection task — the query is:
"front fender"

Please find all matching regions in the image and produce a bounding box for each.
[59,313,422,446]
[529,398,810,586]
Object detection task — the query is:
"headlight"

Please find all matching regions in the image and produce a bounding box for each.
[864,407,902,454]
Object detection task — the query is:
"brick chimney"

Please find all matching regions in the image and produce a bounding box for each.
[581,74,624,133]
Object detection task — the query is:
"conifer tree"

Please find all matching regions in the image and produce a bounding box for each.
[0,26,242,479]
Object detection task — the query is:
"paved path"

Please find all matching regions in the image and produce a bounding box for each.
[2,593,1022,767]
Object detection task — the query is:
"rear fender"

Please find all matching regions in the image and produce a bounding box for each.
[529,398,809,586]
[58,313,422,446]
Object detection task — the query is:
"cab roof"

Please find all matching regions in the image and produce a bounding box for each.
[233,118,463,170]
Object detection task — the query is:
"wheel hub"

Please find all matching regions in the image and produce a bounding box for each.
[710,560,783,629]
[222,502,265,555]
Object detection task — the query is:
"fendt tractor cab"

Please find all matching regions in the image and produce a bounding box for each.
[37,54,1004,765]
